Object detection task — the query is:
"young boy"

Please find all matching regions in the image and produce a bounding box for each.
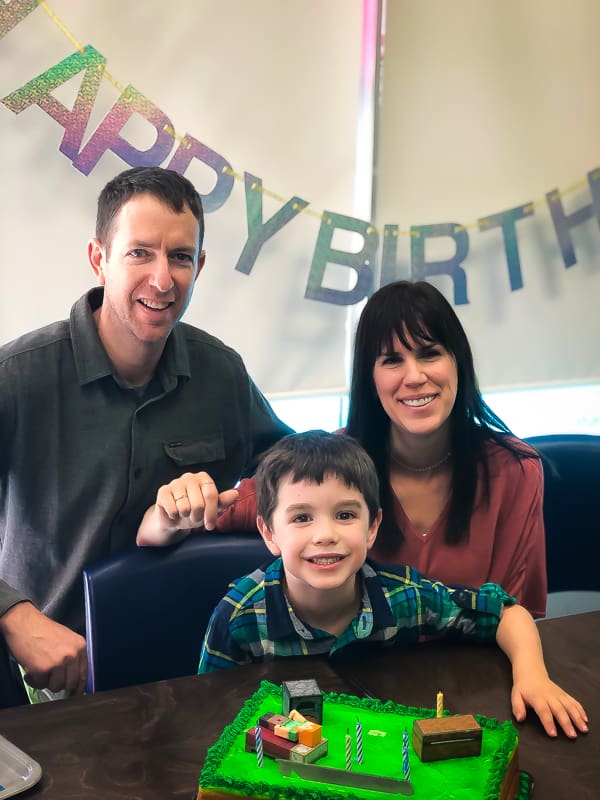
[198,431,587,739]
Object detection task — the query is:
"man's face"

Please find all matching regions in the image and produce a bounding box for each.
[88,192,203,351]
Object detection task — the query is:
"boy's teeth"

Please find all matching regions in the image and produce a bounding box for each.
[312,556,341,565]
[403,395,435,407]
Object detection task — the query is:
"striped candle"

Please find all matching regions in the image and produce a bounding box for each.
[355,717,364,764]
[345,728,352,771]
[402,728,410,781]
[255,723,264,768]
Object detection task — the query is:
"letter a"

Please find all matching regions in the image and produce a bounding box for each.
[2,46,105,161]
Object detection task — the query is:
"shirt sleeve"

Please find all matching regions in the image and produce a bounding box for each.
[0,587,30,619]
[428,579,516,643]
[498,456,547,618]
[215,477,259,533]
[388,570,516,646]
[241,379,293,479]
[197,601,252,674]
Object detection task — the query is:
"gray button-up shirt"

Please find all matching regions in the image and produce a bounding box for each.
[0,288,291,633]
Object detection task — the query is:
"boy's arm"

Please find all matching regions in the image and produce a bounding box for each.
[496,604,589,738]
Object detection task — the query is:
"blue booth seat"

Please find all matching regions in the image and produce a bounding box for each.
[83,532,270,692]
[525,434,600,616]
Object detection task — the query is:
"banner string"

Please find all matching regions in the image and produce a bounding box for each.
[36,1,596,239]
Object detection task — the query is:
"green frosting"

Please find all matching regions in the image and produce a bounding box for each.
[199,681,528,800]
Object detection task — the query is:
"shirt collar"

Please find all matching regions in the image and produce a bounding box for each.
[70,287,191,388]
[264,558,396,641]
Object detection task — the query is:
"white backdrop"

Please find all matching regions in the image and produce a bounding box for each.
[0,0,363,395]
[2,1,599,398]
[375,0,600,391]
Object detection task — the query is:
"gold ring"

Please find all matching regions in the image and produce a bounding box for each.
[174,494,187,501]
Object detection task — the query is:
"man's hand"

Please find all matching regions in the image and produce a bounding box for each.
[136,472,239,546]
[0,602,87,695]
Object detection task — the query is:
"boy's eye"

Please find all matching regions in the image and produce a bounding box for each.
[291,513,311,524]
[337,510,357,520]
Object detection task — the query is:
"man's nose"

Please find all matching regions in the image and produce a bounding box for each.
[148,255,174,292]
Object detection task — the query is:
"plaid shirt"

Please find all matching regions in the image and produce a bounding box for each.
[197,558,515,673]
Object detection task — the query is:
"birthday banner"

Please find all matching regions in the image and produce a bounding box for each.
[1,1,599,395]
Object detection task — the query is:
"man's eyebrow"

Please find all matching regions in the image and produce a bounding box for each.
[125,239,155,248]
[170,244,197,254]
[124,239,197,253]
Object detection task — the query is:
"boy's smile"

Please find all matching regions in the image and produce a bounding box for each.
[257,474,381,633]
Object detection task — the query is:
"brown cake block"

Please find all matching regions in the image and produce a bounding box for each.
[412,714,482,762]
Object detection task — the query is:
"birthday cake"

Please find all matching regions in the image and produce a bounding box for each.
[197,680,528,800]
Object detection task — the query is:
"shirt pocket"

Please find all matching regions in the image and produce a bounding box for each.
[163,433,226,467]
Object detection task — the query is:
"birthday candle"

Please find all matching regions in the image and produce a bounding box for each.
[255,723,264,768]
[355,717,364,764]
[345,728,352,771]
[436,690,444,718]
[402,728,410,781]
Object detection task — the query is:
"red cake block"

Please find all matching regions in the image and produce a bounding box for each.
[245,726,295,759]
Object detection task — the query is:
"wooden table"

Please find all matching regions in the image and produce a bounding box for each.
[0,612,598,799]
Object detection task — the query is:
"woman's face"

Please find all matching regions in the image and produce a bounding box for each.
[372,331,458,442]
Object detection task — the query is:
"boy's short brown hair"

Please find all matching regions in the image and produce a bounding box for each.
[255,430,380,527]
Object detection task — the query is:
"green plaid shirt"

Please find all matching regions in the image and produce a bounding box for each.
[198,558,515,673]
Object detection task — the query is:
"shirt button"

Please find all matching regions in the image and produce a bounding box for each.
[133,467,142,479]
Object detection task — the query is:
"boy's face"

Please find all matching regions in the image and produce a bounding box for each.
[257,473,381,606]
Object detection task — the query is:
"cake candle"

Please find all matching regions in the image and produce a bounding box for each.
[402,728,410,781]
[355,717,364,764]
[345,728,352,771]
[436,690,444,718]
[255,722,264,768]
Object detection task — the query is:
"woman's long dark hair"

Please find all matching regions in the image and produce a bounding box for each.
[345,280,536,556]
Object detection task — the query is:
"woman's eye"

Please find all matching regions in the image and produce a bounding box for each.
[380,354,401,366]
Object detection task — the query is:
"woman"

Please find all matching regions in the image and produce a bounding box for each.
[345,280,546,617]
[138,280,546,617]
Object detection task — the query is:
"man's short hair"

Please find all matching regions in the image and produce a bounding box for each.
[256,430,381,526]
[96,166,204,254]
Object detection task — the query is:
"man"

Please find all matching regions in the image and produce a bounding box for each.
[0,166,291,700]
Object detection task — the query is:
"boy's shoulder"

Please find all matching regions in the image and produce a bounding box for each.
[365,558,425,586]
[218,559,283,619]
